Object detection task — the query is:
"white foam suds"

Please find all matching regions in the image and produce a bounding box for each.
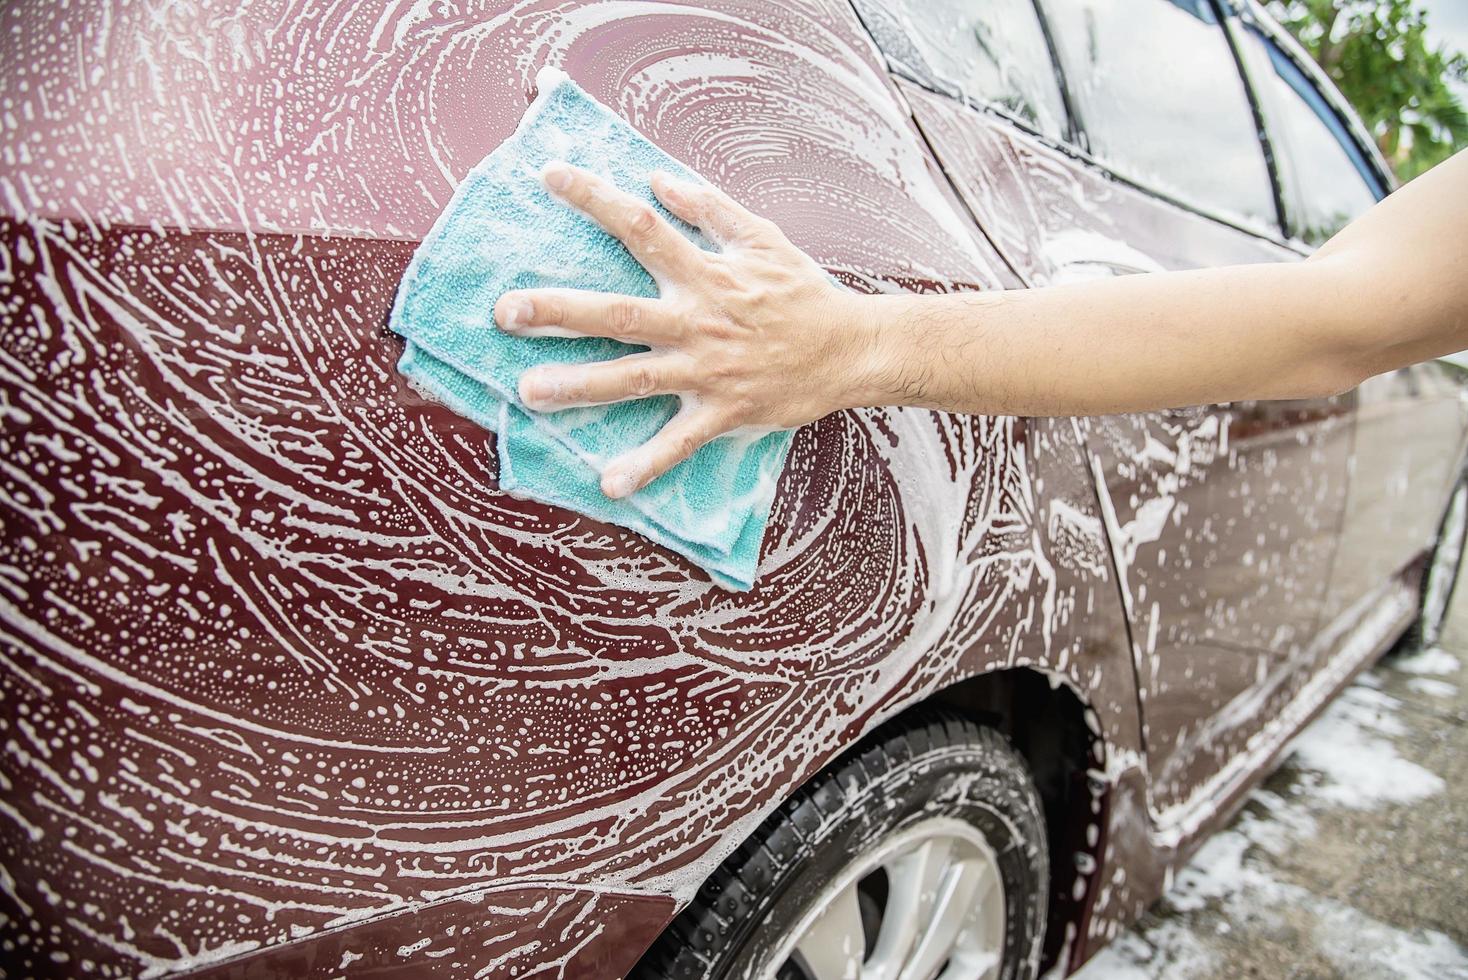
[1393,646,1461,676]
[1283,685,1445,810]
[1075,665,1464,980]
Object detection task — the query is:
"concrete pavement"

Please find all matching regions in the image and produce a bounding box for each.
[1074,587,1468,979]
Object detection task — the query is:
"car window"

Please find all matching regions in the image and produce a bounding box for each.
[1040,0,1277,229]
[1244,28,1383,246]
[851,0,1068,140]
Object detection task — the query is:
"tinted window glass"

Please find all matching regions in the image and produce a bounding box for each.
[1041,0,1276,227]
[852,0,1068,139]
[1246,29,1383,245]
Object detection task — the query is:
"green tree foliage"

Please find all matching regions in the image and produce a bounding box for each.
[1269,0,1468,181]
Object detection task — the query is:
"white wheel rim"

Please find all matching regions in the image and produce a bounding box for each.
[756,815,1006,980]
[1423,483,1468,645]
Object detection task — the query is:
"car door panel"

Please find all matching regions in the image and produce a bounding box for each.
[1229,7,1468,630]
[899,82,1353,817]
[1322,366,1468,624]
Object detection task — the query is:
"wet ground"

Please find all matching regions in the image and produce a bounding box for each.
[1074,587,1468,980]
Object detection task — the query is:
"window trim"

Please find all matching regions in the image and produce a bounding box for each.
[924,91,1292,248]
[852,0,1387,252]
[1225,0,1393,248]
[1032,0,1284,240]
[1215,0,1290,236]
[1240,0,1393,195]
[845,0,1076,144]
[1026,0,1084,147]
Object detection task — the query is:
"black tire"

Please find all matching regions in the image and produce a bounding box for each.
[631,708,1049,980]
[1409,478,1468,650]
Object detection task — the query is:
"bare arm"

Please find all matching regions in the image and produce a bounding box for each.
[497,151,1468,498]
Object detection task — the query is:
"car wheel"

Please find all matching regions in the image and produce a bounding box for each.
[632,709,1049,980]
[1412,478,1468,649]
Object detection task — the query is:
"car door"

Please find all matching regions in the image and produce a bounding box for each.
[854,0,1354,819]
[1231,7,1467,632]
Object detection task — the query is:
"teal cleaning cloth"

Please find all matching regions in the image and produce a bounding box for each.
[390,67,793,591]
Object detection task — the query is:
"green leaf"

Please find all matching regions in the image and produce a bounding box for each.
[1268,0,1468,181]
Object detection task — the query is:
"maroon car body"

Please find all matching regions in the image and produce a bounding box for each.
[1,0,1464,976]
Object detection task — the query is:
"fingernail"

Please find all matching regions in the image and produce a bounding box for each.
[651,170,678,200]
[519,370,553,406]
[497,295,532,329]
[543,162,572,191]
[602,466,640,499]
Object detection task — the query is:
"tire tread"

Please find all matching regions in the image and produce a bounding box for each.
[632,707,1043,980]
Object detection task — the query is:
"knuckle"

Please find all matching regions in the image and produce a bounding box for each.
[730,395,759,422]
[626,204,660,241]
[695,313,736,341]
[749,216,780,241]
[707,358,738,383]
[703,262,742,294]
[627,364,659,397]
[672,432,700,461]
[661,307,690,343]
[743,283,773,308]
[610,299,642,336]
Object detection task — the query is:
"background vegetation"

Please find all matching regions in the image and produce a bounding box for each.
[1269,0,1468,181]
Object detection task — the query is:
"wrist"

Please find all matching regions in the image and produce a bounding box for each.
[832,293,900,411]
[832,289,1010,414]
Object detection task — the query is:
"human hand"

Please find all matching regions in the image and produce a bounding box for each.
[494,161,870,499]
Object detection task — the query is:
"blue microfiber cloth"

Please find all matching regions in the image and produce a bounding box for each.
[390,67,793,591]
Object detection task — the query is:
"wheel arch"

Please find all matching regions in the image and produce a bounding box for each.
[916,666,1109,974]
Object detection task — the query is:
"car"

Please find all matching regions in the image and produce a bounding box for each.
[2,0,1465,977]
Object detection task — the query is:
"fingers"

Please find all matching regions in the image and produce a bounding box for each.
[519,353,692,411]
[542,161,702,280]
[495,289,681,344]
[601,406,728,499]
[649,170,768,247]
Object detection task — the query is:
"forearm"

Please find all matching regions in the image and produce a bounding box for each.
[503,151,1467,496]
[842,149,1468,419]
[845,258,1365,417]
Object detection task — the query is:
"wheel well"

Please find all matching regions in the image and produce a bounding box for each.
[921,667,1105,974]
